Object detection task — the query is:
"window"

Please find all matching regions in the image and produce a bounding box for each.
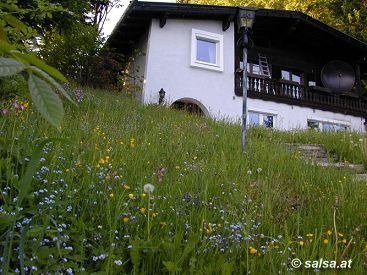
[307,119,350,132]
[246,62,261,75]
[248,111,276,128]
[281,70,301,84]
[191,29,223,71]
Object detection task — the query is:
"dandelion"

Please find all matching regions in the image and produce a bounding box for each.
[123,217,129,223]
[299,241,304,246]
[143,183,155,194]
[323,239,329,244]
[139,207,146,214]
[249,246,257,254]
[128,193,134,199]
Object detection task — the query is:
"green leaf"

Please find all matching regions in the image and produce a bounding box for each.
[12,52,68,83]
[4,14,28,34]
[29,66,75,104]
[28,73,64,128]
[0,57,26,77]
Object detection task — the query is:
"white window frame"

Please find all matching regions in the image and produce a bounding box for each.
[248,109,278,128]
[191,29,223,72]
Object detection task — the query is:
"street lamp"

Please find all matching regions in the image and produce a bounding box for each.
[237,9,255,152]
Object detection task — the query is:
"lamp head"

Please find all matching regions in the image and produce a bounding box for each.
[238,9,255,29]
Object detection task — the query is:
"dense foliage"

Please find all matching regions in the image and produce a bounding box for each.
[0,0,123,85]
[179,0,367,42]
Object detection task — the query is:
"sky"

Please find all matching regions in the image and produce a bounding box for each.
[103,0,177,37]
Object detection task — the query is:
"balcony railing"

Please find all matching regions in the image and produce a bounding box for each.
[239,75,367,117]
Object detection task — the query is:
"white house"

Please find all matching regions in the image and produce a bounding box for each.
[106,1,367,131]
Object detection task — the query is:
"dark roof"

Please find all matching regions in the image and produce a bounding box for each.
[106,0,367,60]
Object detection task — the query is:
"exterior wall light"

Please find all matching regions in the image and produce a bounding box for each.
[237,9,255,152]
[159,88,166,105]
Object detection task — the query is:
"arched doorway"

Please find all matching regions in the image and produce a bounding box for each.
[171,98,209,116]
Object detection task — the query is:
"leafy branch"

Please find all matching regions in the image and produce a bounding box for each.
[0,14,74,128]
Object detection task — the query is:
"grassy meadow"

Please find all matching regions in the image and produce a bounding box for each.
[1,87,367,274]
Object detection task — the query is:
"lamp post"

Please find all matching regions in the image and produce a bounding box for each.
[237,9,255,153]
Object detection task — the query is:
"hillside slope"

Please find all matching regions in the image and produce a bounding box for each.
[1,88,367,273]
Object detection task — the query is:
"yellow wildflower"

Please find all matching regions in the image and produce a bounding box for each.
[299,240,304,246]
[109,193,114,198]
[123,217,129,223]
[249,246,257,254]
[342,239,347,244]
[139,207,146,214]
[306,233,313,237]
[323,239,329,245]
[141,193,146,198]
[124,185,130,190]
[327,230,332,235]
[152,212,158,218]
[128,193,134,199]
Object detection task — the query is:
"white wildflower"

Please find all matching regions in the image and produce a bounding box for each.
[143,183,155,194]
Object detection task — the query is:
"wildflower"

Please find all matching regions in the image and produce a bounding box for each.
[299,240,304,246]
[152,212,158,218]
[249,246,257,254]
[323,239,329,244]
[128,193,134,199]
[256,168,262,173]
[123,217,129,223]
[175,166,180,170]
[114,260,123,266]
[143,183,155,194]
[193,156,198,160]
[306,233,313,237]
[109,193,114,198]
[139,207,146,214]
[342,239,347,244]
[327,230,332,235]
[130,138,136,148]
[123,184,130,190]
[247,170,252,175]
[141,193,146,198]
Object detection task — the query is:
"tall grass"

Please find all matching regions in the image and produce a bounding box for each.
[1,88,366,274]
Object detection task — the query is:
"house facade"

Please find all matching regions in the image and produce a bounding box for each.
[106,1,367,131]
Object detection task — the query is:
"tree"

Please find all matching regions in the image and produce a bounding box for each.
[178,0,367,42]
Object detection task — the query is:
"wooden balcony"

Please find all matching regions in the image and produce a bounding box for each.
[239,75,367,117]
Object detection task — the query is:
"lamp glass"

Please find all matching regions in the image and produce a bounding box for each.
[238,10,255,28]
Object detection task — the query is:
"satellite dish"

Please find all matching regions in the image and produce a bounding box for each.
[321,60,355,93]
